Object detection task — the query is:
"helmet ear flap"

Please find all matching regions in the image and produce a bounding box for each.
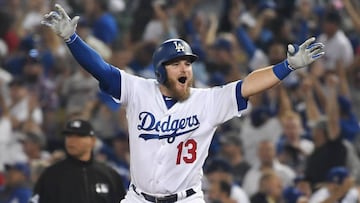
[156,65,167,84]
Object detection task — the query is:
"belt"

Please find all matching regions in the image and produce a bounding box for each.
[131,184,196,203]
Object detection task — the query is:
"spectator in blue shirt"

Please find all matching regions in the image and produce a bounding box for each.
[0,162,32,203]
[85,0,118,44]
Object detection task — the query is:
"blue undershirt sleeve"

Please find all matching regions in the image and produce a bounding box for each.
[235,26,256,58]
[236,81,248,111]
[66,33,121,99]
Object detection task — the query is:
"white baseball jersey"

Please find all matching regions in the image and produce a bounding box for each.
[309,187,359,203]
[118,70,247,195]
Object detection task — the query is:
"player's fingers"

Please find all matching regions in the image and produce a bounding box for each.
[310,49,325,60]
[48,11,61,21]
[50,17,60,26]
[43,14,59,26]
[41,20,55,29]
[40,20,49,26]
[312,52,325,61]
[55,4,69,19]
[307,42,324,52]
[301,37,316,50]
[308,53,325,64]
[287,44,299,56]
[309,44,324,55]
[43,13,50,19]
[43,13,53,21]
[71,16,80,27]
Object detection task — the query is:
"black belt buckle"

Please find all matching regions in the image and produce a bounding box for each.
[133,184,196,203]
[142,193,177,203]
[156,195,177,203]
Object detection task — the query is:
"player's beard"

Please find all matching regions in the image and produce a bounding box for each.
[165,77,193,101]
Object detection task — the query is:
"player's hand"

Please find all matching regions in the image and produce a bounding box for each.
[41,4,79,41]
[287,37,325,69]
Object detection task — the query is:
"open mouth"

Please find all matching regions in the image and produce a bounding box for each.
[178,76,187,84]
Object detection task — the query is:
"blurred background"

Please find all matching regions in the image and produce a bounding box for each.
[0,0,360,202]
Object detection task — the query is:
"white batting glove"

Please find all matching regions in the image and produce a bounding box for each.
[41,4,80,42]
[287,37,325,70]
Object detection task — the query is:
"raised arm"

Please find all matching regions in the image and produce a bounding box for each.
[336,60,351,99]
[324,74,340,140]
[41,4,121,99]
[343,0,360,32]
[65,35,121,98]
[302,77,322,123]
[277,84,293,117]
[241,37,324,98]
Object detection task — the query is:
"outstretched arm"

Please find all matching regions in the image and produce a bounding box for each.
[324,74,340,140]
[66,35,121,98]
[343,0,360,32]
[241,65,280,98]
[41,4,121,99]
[241,37,324,98]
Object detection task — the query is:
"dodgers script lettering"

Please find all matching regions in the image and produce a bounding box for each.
[137,111,200,143]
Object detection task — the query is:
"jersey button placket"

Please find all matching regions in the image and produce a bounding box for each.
[155,145,166,189]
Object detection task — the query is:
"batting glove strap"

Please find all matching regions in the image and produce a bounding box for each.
[66,33,78,44]
[273,60,294,80]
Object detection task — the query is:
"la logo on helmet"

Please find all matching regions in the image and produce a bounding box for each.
[173,41,185,52]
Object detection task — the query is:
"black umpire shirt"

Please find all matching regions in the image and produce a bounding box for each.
[305,136,347,189]
[30,155,126,203]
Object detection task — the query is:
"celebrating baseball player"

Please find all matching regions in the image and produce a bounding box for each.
[41,4,324,203]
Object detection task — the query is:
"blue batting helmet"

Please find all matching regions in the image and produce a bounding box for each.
[152,39,198,84]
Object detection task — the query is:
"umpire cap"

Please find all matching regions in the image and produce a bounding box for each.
[62,119,95,136]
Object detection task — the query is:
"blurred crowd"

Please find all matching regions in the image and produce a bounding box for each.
[0,0,360,202]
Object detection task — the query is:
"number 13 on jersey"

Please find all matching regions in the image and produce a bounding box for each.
[176,139,197,165]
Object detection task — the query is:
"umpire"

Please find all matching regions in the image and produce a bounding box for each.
[30,119,126,203]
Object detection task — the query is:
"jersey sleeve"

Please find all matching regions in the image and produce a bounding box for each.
[116,70,143,105]
[207,80,248,126]
[308,190,327,203]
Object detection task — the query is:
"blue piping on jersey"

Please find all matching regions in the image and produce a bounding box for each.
[236,81,248,111]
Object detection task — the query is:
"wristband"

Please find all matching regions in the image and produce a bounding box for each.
[65,33,78,44]
[272,60,294,80]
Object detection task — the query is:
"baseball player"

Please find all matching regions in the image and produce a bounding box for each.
[41,4,324,203]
